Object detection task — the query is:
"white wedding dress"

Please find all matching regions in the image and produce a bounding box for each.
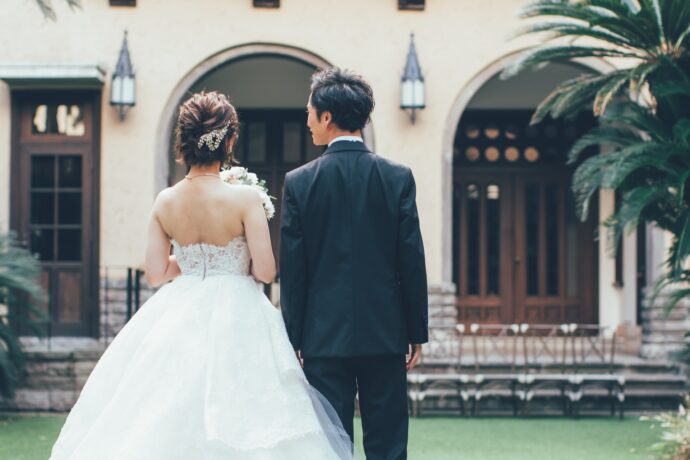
[49,236,355,460]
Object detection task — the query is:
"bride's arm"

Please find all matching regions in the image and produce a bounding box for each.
[144,196,181,287]
[242,188,276,284]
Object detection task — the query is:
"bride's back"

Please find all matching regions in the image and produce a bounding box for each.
[157,179,251,246]
[145,90,276,286]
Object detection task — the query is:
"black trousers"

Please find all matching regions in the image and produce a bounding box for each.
[303,354,409,460]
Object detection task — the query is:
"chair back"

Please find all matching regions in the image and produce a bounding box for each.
[521,323,575,374]
[571,324,617,373]
[469,323,521,372]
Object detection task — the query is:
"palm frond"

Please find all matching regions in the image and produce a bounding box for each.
[510,22,643,50]
[671,215,690,274]
[604,184,671,250]
[593,72,630,115]
[529,71,631,123]
[504,45,643,79]
[567,126,642,163]
[518,1,658,46]
[601,102,672,140]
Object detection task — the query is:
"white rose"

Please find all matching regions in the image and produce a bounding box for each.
[229,166,246,177]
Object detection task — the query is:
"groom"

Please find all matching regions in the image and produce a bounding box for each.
[280,67,428,460]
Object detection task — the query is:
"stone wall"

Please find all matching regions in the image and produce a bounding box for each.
[641,290,690,358]
[2,283,456,411]
[428,282,457,326]
[0,339,104,412]
[99,270,155,341]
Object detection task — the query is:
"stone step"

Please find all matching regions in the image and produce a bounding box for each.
[419,358,682,375]
[411,387,686,416]
[642,322,690,334]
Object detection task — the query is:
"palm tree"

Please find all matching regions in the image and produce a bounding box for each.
[0,232,48,399]
[34,0,81,21]
[506,0,690,124]
[507,0,690,311]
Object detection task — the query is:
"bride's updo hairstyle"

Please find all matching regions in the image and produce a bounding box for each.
[175,91,240,168]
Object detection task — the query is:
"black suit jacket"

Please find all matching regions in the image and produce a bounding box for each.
[280,140,428,358]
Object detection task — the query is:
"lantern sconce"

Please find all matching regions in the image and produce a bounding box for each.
[110,30,136,121]
[400,33,425,124]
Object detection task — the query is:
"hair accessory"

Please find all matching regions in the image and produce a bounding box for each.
[197,123,230,151]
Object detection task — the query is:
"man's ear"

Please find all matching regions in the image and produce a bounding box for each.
[321,111,332,127]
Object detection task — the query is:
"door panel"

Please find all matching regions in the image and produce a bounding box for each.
[454,172,597,325]
[12,92,99,336]
[235,110,324,272]
[454,174,514,323]
[453,109,598,325]
[513,175,596,324]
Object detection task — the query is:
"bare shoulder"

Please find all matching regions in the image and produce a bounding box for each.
[152,187,175,213]
[223,183,262,208]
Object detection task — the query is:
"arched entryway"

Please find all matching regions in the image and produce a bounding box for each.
[445,57,612,325]
[155,44,375,277]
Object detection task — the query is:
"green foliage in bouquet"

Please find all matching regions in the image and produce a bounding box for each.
[509,0,690,313]
[642,396,690,459]
[0,232,48,399]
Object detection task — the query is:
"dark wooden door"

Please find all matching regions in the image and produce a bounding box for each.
[453,173,515,323]
[11,91,101,336]
[512,174,597,324]
[453,110,598,325]
[235,110,323,270]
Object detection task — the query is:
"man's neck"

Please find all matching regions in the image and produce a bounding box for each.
[326,130,363,146]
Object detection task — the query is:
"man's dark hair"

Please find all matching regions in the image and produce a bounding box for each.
[310,67,375,132]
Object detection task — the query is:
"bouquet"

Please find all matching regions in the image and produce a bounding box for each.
[220,166,275,219]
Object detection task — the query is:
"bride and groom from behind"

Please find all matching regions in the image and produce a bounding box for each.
[49,68,429,460]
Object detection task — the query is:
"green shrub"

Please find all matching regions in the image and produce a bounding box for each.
[0,232,48,399]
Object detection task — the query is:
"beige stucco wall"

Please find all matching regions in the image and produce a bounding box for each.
[2,0,660,333]
[0,0,544,283]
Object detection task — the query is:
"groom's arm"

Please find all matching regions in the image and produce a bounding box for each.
[280,177,308,351]
[397,169,429,345]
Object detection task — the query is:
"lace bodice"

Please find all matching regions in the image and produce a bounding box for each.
[171,236,250,277]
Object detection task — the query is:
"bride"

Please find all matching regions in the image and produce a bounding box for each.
[49,91,355,460]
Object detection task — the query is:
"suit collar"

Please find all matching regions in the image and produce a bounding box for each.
[323,140,371,155]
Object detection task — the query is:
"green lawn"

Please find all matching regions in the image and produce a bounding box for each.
[0,414,660,460]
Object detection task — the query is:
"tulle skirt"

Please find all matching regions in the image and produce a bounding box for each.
[49,274,355,459]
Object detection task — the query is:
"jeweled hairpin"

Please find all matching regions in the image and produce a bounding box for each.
[197,123,230,151]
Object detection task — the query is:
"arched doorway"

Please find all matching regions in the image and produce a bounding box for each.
[156,44,375,280]
[449,60,605,325]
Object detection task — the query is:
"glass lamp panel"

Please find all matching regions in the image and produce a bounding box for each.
[120,76,136,105]
[412,80,425,108]
[110,77,122,105]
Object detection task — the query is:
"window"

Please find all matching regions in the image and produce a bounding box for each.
[254,0,279,7]
[399,0,425,10]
